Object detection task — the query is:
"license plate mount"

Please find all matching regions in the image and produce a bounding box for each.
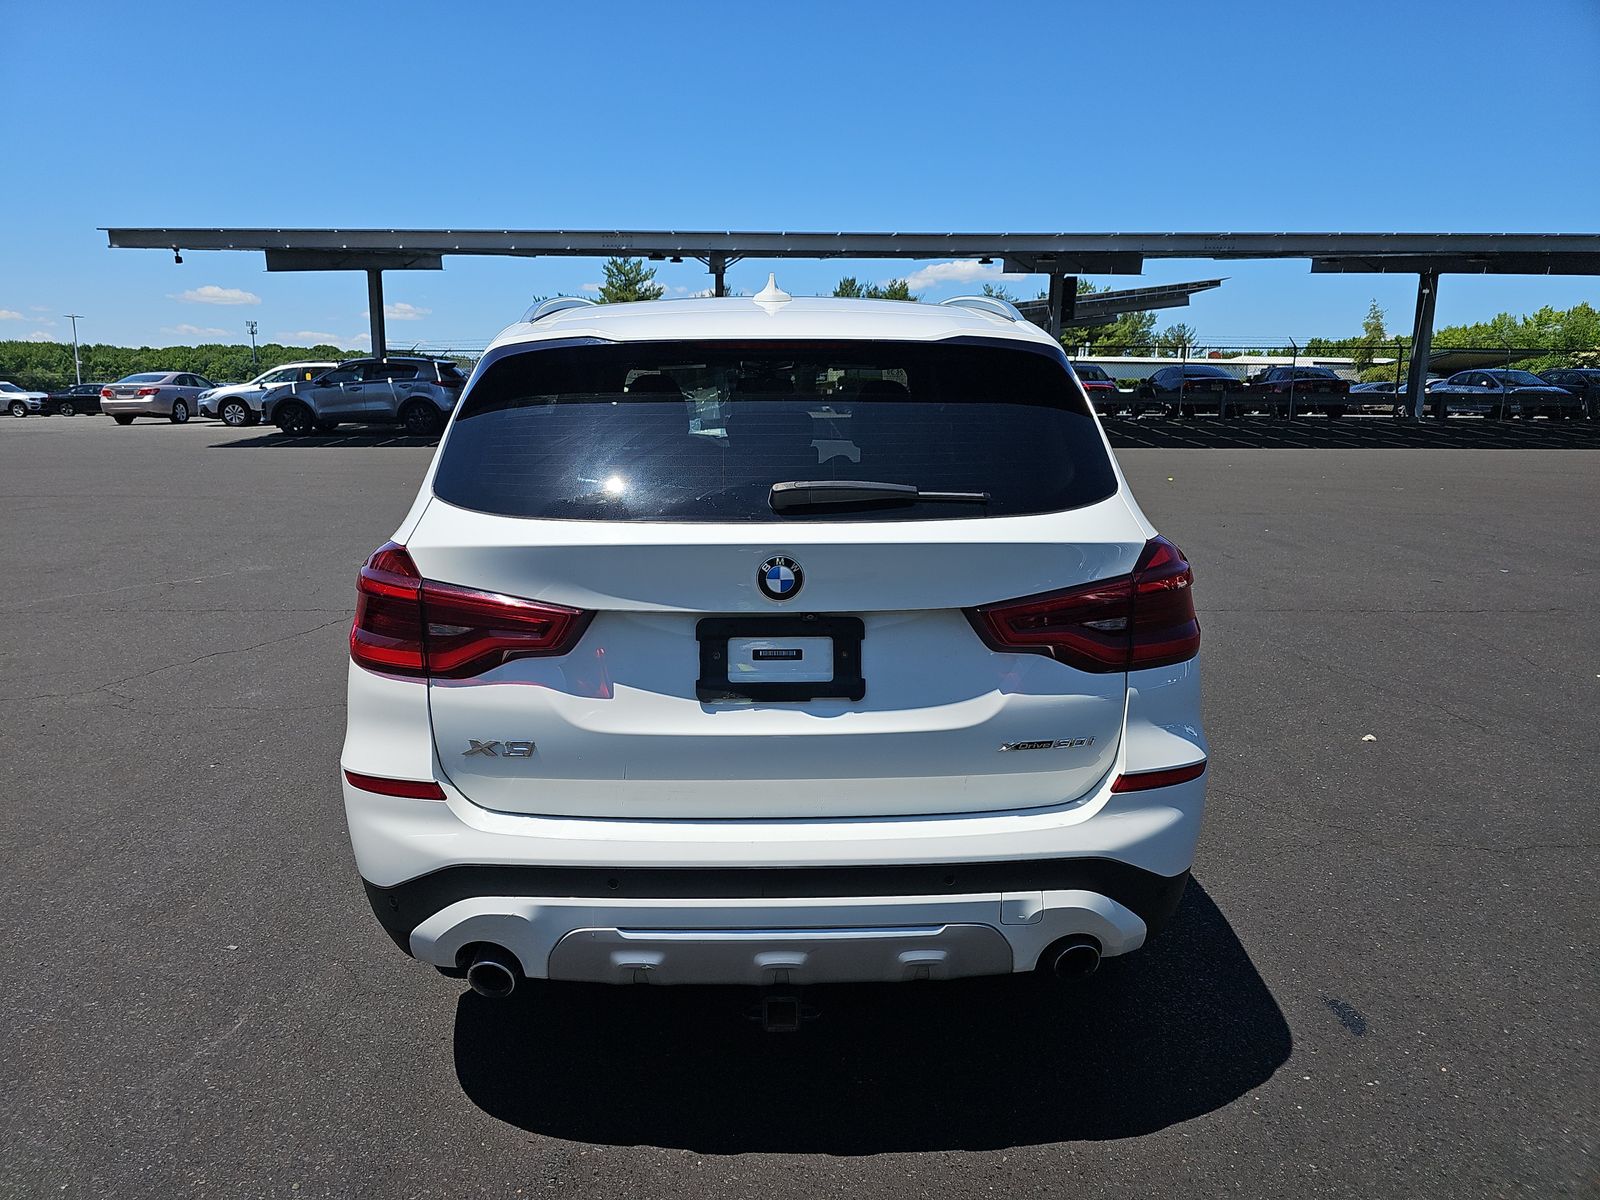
[696,616,865,703]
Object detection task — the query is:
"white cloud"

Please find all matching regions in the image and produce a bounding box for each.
[580,282,601,293]
[162,323,230,337]
[27,330,56,342]
[277,330,370,348]
[0,309,23,321]
[172,285,261,306]
[898,260,1027,292]
[279,330,349,346]
[384,301,430,321]
[29,305,50,313]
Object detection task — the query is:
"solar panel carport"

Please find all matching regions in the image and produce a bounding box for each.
[104,228,1600,419]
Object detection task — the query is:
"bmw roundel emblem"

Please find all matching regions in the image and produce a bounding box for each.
[758,555,803,601]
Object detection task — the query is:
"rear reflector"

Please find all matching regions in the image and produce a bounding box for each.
[350,541,593,679]
[967,536,1200,673]
[1110,760,1207,793]
[343,769,446,800]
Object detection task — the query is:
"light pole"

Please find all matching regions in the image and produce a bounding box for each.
[63,314,83,384]
[246,320,258,372]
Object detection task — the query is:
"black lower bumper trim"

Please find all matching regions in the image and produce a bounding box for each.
[362,859,1190,956]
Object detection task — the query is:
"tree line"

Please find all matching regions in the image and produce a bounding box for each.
[0,339,366,391]
[1303,299,1600,378]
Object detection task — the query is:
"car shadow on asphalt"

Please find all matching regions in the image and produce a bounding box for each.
[450,881,1288,1152]
[209,431,440,448]
[1102,415,1600,450]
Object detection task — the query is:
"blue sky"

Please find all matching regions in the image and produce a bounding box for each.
[4,0,1598,351]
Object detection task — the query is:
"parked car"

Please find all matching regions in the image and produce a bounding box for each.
[1350,380,1399,411]
[2,380,50,417]
[100,372,217,424]
[1426,369,1575,419]
[1070,361,1122,414]
[1134,363,1241,416]
[1245,366,1349,417]
[341,289,1207,1008]
[1537,368,1600,419]
[45,382,108,416]
[261,356,468,436]
[199,361,337,427]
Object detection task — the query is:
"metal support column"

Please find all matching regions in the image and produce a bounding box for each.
[1404,270,1439,420]
[710,255,727,298]
[1046,273,1075,340]
[366,270,387,360]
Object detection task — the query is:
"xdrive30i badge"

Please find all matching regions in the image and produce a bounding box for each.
[999,737,1096,752]
[463,740,536,758]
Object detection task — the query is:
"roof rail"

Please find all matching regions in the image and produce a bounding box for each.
[522,296,599,323]
[940,295,1025,322]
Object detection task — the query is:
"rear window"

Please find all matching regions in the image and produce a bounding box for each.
[1072,363,1112,382]
[1183,365,1233,378]
[117,373,167,384]
[433,339,1117,522]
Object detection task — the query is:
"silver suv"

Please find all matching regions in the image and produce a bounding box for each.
[261,356,468,436]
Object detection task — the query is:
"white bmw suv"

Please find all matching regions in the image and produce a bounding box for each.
[341,285,1206,1005]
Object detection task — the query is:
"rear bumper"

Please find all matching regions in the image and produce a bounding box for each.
[342,655,1207,985]
[100,397,169,415]
[369,865,1189,984]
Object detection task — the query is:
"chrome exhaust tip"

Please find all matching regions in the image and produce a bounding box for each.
[465,945,521,998]
[1048,935,1102,979]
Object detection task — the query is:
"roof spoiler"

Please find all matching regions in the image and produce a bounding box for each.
[939,295,1025,323]
[522,296,599,323]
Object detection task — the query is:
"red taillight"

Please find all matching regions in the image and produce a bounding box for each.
[343,769,446,800]
[349,541,593,678]
[351,542,427,675]
[967,536,1200,673]
[1110,760,1207,793]
[137,386,161,396]
[100,387,113,399]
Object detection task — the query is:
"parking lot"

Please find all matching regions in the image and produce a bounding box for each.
[1,416,1595,1197]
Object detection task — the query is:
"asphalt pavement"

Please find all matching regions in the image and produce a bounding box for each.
[1,416,1594,1198]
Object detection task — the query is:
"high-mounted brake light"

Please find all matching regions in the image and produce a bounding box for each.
[350,541,593,678]
[966,536,1200,673]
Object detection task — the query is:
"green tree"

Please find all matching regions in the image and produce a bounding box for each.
[832,276,918,301]
[1155,322,1202,356]
[596,257,665,303]
[1061,279,1159,355]
[1353,299,1388,371]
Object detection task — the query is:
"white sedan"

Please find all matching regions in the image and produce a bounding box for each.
[200,361,336,427]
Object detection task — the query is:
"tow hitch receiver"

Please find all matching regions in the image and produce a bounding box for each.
[747,992,817,1033]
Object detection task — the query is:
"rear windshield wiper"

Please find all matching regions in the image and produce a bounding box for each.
[769,480,990,513]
